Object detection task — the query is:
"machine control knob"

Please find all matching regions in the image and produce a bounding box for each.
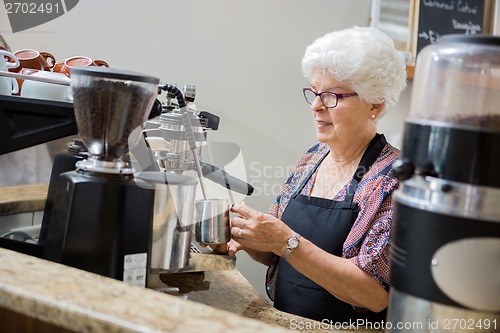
[392,159,415,181]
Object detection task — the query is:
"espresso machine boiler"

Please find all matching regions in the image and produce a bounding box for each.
[389,35,500,331]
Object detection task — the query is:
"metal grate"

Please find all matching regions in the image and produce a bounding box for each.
[190,243,201,253]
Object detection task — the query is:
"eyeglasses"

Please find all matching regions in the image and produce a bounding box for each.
[303,88,358,108]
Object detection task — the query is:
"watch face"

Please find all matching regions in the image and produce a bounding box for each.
[288,238,299,248]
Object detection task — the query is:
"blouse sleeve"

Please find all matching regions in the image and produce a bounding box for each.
[349,175,398,291]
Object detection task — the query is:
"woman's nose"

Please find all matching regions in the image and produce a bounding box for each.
[311,96,326,111]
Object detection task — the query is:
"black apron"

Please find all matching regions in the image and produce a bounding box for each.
[274,134,389,322]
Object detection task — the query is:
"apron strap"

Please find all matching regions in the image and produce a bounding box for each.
[353,133,387,182]
[342,134,387,208]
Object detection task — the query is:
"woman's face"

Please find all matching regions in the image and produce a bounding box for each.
[309,69,374,147]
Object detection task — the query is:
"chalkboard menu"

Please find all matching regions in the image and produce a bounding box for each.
[416,0,492,55]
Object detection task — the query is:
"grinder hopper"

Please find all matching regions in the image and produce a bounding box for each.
[70,66,159,173]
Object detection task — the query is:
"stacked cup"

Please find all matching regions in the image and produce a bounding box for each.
[2,48,109,101]
[0,49,19,95]
[53,56,108,77]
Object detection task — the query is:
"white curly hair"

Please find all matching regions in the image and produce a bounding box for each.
[301,26,407,112]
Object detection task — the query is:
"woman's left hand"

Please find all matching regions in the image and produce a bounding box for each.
[230,202,292,256]
[198,239,243,256]
[198,242,230,254]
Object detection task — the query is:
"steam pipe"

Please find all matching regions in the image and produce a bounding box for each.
[159,84,186,108]
[160,83,208,198]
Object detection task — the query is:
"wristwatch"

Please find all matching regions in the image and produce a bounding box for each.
[281,233,301,260]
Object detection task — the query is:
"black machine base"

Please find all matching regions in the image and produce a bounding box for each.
[43,170,155,285]
[390,200,500,310]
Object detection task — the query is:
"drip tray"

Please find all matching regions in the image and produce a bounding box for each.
[190,243,201,253]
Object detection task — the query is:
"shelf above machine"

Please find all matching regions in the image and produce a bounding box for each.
[0,95,77,155]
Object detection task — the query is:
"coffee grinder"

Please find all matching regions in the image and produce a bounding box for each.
[389,35,500,331]
[42,66,160,287]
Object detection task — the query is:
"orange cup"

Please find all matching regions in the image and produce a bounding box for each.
[53,56,109,77]
[9,49,56,72]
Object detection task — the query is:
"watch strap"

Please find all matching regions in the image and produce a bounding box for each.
[282,247,292,260]
[281,233,300,261]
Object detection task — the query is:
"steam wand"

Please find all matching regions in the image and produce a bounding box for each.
[158,83,208,199]
[182,111,208,200]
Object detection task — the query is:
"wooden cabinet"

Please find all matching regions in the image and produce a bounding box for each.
[0,306,74,333]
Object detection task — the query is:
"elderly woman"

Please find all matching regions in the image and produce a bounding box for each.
[226,26,407,322]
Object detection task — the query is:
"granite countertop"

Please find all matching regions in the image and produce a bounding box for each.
[0,248,288,333]
[0,248,381,333]
[0,184,381,332]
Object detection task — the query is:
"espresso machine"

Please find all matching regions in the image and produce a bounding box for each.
[41,66,161,287]
[137,84,253,272]
[389,35,500,331]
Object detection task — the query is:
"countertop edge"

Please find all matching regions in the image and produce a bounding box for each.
[0,248,293,333]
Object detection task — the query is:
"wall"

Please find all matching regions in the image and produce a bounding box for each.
[0,0,413,299]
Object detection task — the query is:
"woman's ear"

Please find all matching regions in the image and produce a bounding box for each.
[370,102,385,119]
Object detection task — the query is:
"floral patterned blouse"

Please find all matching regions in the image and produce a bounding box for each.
[266,141,400,300]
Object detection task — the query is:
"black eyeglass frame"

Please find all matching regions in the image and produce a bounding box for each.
[302,88,358,108]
